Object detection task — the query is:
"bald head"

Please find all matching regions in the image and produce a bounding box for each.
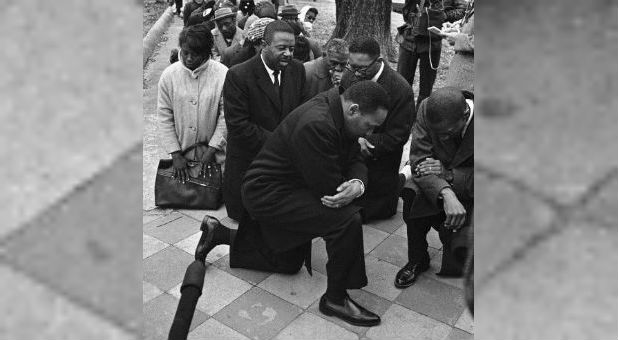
[425,87,467,126]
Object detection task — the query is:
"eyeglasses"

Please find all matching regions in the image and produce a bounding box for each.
[345,57,380,77]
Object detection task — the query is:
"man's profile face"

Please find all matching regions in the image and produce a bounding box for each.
[345,104,387,138]
[262,31,295,70]
[346,53,381,81]
[216,17,237,39]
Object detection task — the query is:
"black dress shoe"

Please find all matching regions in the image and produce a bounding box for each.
[195,215,222,263]
[394,262,429,289]
[319,294,381,327]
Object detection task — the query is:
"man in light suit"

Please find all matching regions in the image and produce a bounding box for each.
[395,87,474,288]
[222,20,307,221]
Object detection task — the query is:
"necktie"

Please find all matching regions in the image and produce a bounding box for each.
[272,70,280,99]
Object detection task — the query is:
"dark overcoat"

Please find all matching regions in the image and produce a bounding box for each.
[241,88,367,252]
[222,54,307,220]
[404,90,474,274]
[357,64,414,220]
[304,57,332,99]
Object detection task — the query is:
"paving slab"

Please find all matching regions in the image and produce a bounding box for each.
[0,0,142,238]
[578,173,618,227]
[214,255,273,286]
[178,205,229,222]
[144,234,169,259]
[365,213,405,234]
[476,224,618,340]
[475,171,556,285]
[311,238,329,275]
[0,265,135,340]
[143,246,193,291]
[365,303,452,340]
[275,312,359,340]
[476,0,618,204]
[445,327,473,340]
[143,293,208,340]
[369,234,409,268]
[169,266,252,316]
[174,232,230,263]
[362,255,403,301]
[396,276,465,326]
[0,146,143,333]
[454,310,473,334]
[188,318,251,340]
[143,214,202,245]
[144,280,164,304]
[214,287,303,340]
[258,269,328,309]
[362,226,390,255]
[426,250,464,290]
[307,289,393,336]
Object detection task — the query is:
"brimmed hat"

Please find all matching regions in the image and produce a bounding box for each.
[278,4,299,17]
[214,7,236,21]
[246,17,275,42]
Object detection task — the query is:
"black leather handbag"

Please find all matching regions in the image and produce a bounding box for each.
[154,142,223,210]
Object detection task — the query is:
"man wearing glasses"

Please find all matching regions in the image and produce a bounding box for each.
[340,37,415,222]
[304,38,349,98]
[395,87,474,288]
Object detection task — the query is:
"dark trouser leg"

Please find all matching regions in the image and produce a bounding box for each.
[323,212,367,293]
[404,212,444,266]
[229,212,305,274]
[416,48,441,109]
[397,46,419,90]
[175,0,182,14]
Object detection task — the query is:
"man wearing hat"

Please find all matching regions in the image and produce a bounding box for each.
[278,4,322,61]
[221,17,274,68]
[211,7,245,60]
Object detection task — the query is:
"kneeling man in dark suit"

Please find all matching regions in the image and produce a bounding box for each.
[195,81,389,327]
[395,87,474,288]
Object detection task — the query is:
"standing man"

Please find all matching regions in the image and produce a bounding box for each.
[222,20,307,221]
[196,81,390,327]
[211,7,245,60]
[341,37,414,222]
[397,0,467,109]
[395,87,474,288]
[304,38,349,98]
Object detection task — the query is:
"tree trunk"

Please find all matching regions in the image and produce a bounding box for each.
[332,0,395,61]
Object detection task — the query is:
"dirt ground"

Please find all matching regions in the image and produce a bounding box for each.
[144,0,170,37]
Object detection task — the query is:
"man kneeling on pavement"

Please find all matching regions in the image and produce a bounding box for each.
[395,87,474,289]
[195,81,390,327]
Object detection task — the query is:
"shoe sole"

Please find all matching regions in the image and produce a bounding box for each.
[319,303,381,327]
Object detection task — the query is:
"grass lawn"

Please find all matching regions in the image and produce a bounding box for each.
[144,0,170,37]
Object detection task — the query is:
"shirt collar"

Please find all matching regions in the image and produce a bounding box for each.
[260,53,280,83]
[462,99,474,137]
[371,61,385,82]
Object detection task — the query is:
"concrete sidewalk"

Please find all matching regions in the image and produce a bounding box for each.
[142,12,471,340]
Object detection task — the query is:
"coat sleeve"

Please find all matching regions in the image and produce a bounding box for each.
[345,142,369,187]
[223,69,272,151]
[208,93,227,151]
[452,166,473,201]
[292,121,348,199]
[365,83,414,158]
[454,15,474,52]
[156,71,182,154]
[409,102,450,206]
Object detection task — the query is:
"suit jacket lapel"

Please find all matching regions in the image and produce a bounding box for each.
[253,56,282,113]
[451,117,474,167]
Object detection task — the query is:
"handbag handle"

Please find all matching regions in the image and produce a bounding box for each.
[180,141,210,156]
